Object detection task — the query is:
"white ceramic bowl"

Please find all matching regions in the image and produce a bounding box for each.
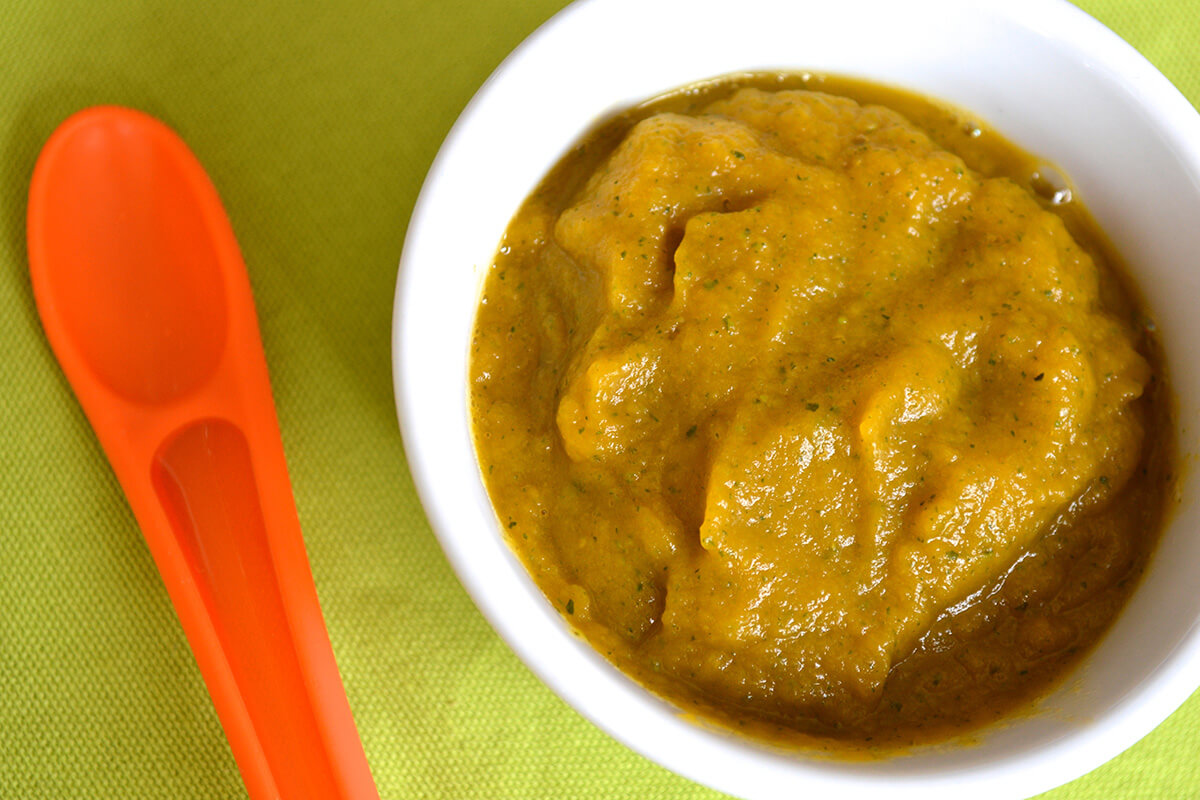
[393,1,1200,797]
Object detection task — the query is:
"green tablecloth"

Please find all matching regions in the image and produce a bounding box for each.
[1,1,1197,797]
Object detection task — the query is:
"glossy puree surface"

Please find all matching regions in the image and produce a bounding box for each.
[468,74,1174,751]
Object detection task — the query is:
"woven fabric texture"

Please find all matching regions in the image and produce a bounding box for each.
[0,1,1196,797]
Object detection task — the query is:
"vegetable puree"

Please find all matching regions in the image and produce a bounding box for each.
[469,73,1174,751]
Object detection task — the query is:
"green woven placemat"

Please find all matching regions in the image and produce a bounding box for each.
[0,1,1196,797]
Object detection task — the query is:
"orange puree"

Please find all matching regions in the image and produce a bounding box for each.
[469,74,1174,751]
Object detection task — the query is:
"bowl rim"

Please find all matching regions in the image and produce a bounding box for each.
[393,0,1200,797]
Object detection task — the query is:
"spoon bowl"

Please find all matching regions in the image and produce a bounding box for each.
[33,111,227,403]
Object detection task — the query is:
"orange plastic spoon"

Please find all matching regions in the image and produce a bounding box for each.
[26,107,379,800]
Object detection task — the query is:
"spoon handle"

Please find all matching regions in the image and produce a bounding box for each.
[147,414,373,800]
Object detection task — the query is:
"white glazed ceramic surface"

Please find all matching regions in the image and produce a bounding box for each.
[393,1,1200,797]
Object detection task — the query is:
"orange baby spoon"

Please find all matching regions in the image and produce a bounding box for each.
[27,107,379,800]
